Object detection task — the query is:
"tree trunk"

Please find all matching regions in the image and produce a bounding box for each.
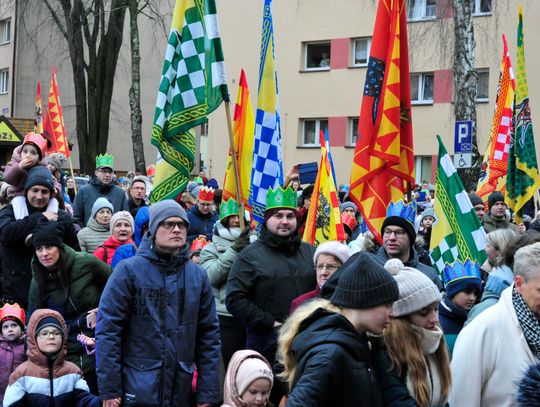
[128,0,146,174]
[453,0,480,191]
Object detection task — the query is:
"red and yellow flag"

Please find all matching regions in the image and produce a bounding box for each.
[303,130,346,246]
[476,35,515,201]
[43,66,70,158]
[34,82,43,134]
[223,69,255,210]
[349,0,414,243]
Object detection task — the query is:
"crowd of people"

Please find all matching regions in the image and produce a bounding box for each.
[0,132,540,406]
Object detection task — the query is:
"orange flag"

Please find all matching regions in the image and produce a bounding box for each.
[34,82,43,134]
[223,69,255,210]
[349,0,414,243]
[43,66,70,157]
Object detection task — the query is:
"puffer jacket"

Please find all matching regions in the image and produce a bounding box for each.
[200,223,241,316]
[0,202,80,309]
[77,217,111,254]
[27,245,111,374]
[93,235,134,266]
[72,177,128,227]
[187,204,218,243]
[96,236,221,406]
[3,309,99,407]
[0,336,26,404]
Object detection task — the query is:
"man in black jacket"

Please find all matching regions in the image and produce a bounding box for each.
[226,186,315,365]
[0,166,79,308]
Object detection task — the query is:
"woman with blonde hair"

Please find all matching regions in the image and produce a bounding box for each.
[483,228,516,275]
[383,259,451,407]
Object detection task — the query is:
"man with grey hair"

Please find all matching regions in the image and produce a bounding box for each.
[450,242,540,407]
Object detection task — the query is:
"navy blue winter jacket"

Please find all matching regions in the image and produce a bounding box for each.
[95,236,221,406]
[187,204,218,243]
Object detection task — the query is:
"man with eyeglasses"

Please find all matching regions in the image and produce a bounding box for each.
[73,154,128,227]
[96,199,220,407]
[375,213,443,290]
[187,186,219,244]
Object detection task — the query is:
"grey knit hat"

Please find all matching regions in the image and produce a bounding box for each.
[384,259,442,317]
[91,197,114,220]
[110,210,135,232]
[340,201,358,213]
[331,252,399,309]
[149,199,190,237]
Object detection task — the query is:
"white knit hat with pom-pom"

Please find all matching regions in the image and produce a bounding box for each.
[384,259,442,317]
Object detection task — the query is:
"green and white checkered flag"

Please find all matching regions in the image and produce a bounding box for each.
[151,0,227,202]
[429,135,487,274]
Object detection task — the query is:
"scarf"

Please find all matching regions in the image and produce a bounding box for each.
[411,324,443,355]
[512,287,540,358]
[258,224,301,255]
[12,195,59,220]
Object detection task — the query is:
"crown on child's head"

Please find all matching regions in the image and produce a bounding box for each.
[0,303,25,327]
[386,200,416,224]
[198,186,215,202]
[266,186,297,211]
[442,259,482,285]
[96,153,115,170]
[190,236,210,253]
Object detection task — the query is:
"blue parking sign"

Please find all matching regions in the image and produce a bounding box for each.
[455,121,473,153]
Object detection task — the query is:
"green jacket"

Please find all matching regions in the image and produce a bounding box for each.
[28,244,111,373]
[482,213,517,233]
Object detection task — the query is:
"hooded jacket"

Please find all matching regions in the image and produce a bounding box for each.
[96,235,221,406]
[186,204,218,243]
[77,217,111,254]
[286,308,384,407]
[27,245,111,375]
[3,309,99,407]
[72,177,128,227]
[221,350,273,407]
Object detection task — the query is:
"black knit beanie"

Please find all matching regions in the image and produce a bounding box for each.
[381,216,416,245]
[488,191,505,211]
[468,192,484,207]
[330,252,399,309]
[35,316,64,339]
[32,221,63,248]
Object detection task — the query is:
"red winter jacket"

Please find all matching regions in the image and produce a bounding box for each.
[93,235,134,266]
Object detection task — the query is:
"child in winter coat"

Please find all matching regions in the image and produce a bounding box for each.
[2,309,106,407]
[0,303,26,406]
[222,350,274,407]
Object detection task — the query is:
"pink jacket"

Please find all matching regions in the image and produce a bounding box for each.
[0,336,26,402]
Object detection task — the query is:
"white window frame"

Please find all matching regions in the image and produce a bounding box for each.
[351,37,371,67]
[349,117,359,146]
[0,69,8,94]
[473,0,492,16]
[301,118,328,147]
[0,19,10,44]
[406,0,437,21]
[303,41,331,72]
[414,156,433,185]
[410,72,434,105]
[476,69,489,102]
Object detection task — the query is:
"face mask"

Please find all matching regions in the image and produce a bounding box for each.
[411,324,443,355]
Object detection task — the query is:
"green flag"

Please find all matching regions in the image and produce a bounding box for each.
[429,136,487,274]
[151,0,228,203]
[505,6,540,223]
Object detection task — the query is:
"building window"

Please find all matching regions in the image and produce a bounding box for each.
[349,117,359,146]
[473,0,492,15]
[0,19,10,44]
[406,0,436,21]
[411,73,434,104]
[301,118,328,146]
[304,42,331,71]
[0,69,8,94]
[415,156,433,185]
[352,38,371,67]
[476,69,489,101]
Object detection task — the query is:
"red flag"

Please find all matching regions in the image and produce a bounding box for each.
[34,82,43,134]
[349,0,414,242]
[43,66,70,157]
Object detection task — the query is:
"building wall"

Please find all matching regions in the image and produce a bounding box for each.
[11,0,540,186]
[0,1,16,117]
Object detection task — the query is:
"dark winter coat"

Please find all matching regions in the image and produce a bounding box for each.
[482,213,517,233]
[0,203,80,308]
[3,309,99,407]
[286,309,384,407]
[96,236,221,406]
[186,204,218,243]
[439,296,469,355]
[72,177,128,227]
[0,337,26,404]
[226,226,315,361]
[27,245,111,374]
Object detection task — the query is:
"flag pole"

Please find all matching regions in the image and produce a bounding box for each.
[223,97,246,229]
[68,155,77,195]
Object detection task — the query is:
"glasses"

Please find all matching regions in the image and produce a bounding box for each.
[161,220,188,231]
[383,228,407,238]
[38,329,62,338]
[316,264,339,272]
